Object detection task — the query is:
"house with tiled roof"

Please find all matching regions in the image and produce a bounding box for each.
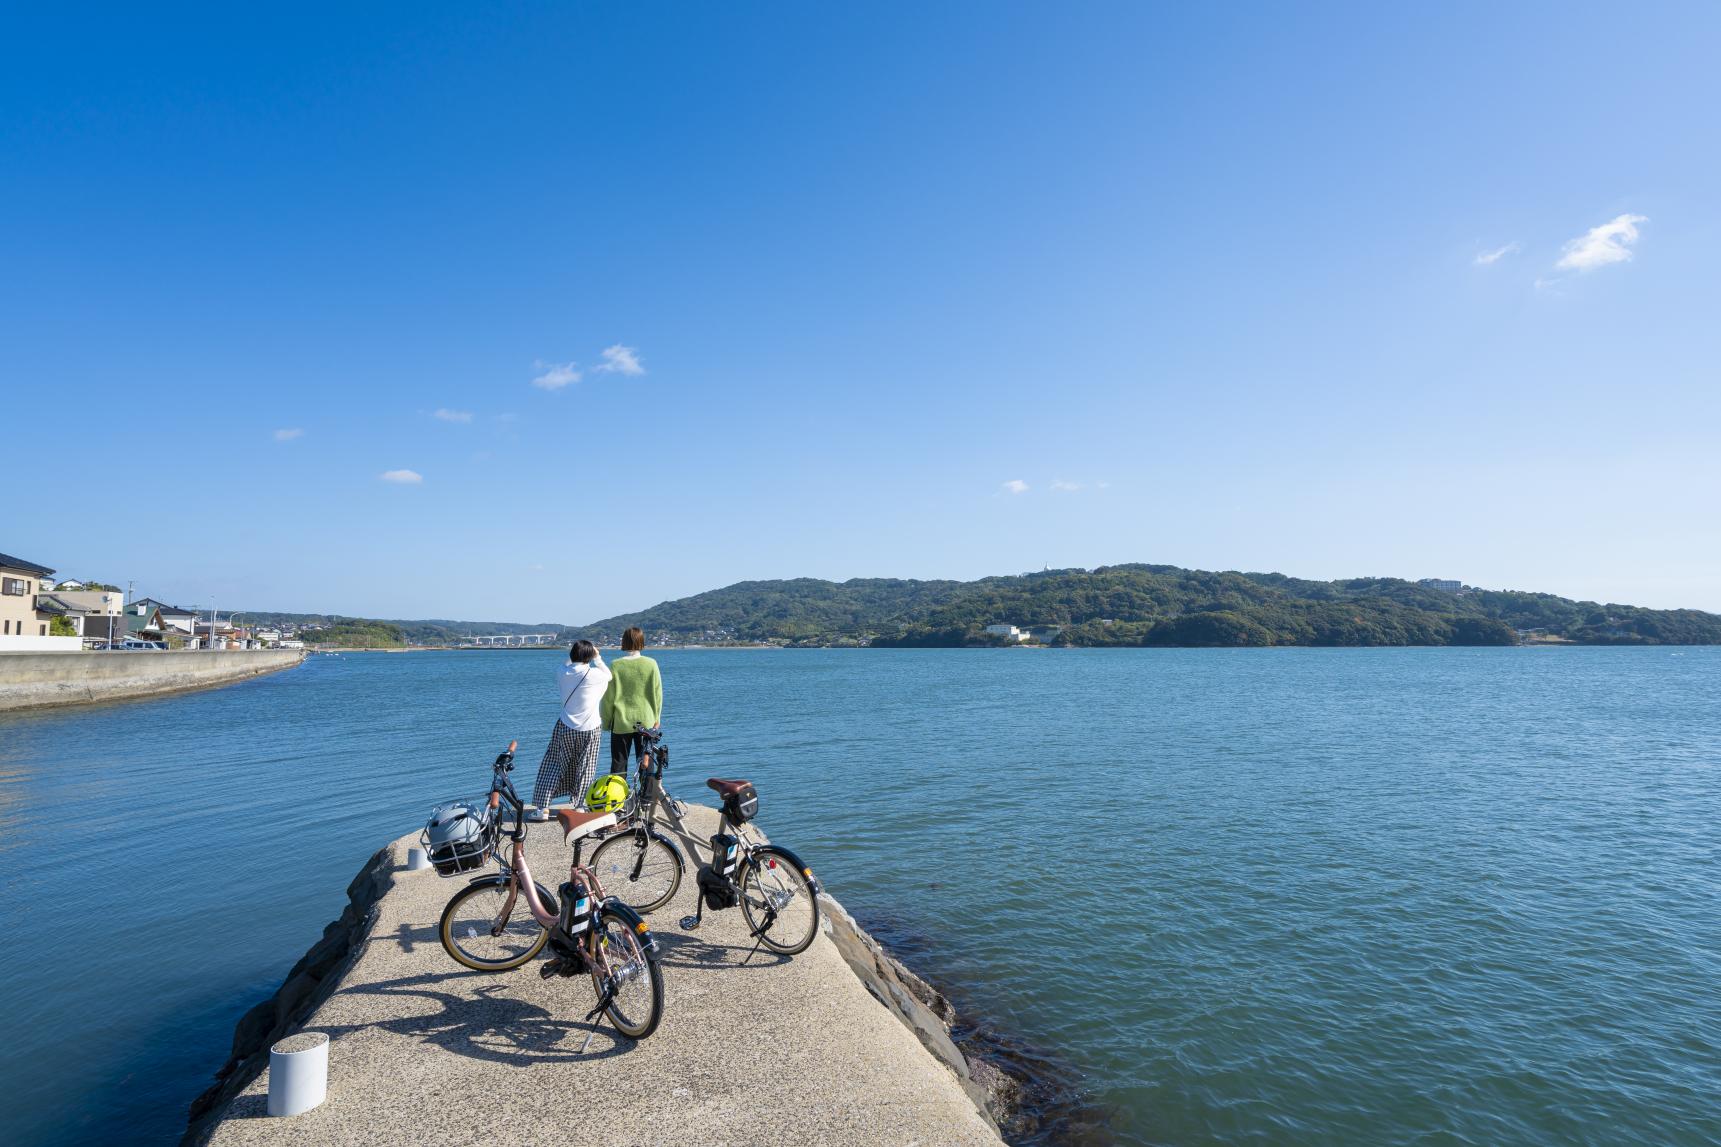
[130,597,200,636]
[1,550,69,647]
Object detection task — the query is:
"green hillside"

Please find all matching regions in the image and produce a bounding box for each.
[235,612,572,646]
[567,565,1721,648]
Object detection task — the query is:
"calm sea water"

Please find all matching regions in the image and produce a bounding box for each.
[1,648,1717,1145]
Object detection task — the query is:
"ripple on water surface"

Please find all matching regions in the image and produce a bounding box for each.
[1,647,1719,1146]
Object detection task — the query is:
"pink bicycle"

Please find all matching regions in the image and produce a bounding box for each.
[434,740,665,1040]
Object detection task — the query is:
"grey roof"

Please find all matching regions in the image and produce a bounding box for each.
[133,597,199,615]
[0,551,54,577]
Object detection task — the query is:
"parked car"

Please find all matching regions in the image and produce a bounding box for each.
[117,640,168,651]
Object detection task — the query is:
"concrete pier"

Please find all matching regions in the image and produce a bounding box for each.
[0,649,304,711]
[189,804,1006,1146]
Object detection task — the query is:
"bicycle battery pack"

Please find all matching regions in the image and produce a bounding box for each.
[557,880,592,936]
[711,833,741,878]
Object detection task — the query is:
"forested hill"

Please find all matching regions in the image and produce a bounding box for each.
[567,565,1721,648]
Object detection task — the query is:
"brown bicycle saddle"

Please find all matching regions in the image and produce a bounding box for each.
[706,777,752,795]
[554,808,615,839]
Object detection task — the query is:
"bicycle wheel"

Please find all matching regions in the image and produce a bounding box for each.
[589,827,683,913]
[740,847,820,955]
[439,878,553,972]
[589,906,664,1039]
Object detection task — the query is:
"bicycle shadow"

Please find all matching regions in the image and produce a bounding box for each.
[321,970,636,1067]
[651,929,790,971]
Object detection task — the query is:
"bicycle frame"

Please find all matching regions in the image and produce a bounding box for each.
[483,758,618,942]
[627,749,815,892]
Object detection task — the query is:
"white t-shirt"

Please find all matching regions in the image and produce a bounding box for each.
[557,657,611,732]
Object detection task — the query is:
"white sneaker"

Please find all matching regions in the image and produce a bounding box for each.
[525,808,550,822]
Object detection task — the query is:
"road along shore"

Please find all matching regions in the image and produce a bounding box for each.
[186,804,1012,1146]
[0,649,305,712]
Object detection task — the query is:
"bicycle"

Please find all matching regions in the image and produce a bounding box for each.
[587,724,823,955]
[435,739,666,1040]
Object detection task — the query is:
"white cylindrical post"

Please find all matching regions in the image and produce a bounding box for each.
[267,1032,329,1117]
[406,847,432,871]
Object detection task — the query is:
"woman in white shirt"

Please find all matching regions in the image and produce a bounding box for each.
[527,639,612,821]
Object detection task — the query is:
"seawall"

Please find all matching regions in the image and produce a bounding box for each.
[186,808,1012,1146]
[0,649,305,712]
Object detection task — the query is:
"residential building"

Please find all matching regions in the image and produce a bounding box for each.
[35,588,127,643]
[1,551,55,639]
[124,608,168,642]
[1,551,81,650]
[984,624,1027,641]
[1417,578,1464,594]
[130,597,201,637]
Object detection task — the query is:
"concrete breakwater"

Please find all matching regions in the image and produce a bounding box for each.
[0,649,304,711]
[186,807,1014,1146]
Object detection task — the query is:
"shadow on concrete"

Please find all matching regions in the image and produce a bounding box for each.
[652,929,789,971]
[314,970,636,1068]
[377,920,442,955]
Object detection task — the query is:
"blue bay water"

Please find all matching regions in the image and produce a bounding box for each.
[0,648,1717,1145]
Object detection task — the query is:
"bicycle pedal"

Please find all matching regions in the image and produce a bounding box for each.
[679,914,700,931]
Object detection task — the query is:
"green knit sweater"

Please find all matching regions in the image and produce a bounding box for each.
[600,654,662,733]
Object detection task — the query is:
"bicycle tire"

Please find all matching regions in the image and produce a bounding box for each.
[589,826,683,913]
[589,906,665,1039]
[741,846,821,955]
[438,877,554,972]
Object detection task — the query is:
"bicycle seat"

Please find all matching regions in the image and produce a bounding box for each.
[554,808,617,841]
[706,777,752,796]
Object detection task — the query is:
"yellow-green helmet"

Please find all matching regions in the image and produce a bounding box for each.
[584,773,630,813]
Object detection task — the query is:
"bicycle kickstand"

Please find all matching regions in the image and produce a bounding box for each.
[579,977,618,1054]
[739,905,778,967]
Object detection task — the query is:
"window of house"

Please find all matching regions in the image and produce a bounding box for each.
[1,577,27,596]
[39,623,47,636]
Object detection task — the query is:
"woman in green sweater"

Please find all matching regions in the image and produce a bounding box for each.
[599,626,663,775]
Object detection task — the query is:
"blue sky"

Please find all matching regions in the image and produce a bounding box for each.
[4,3,1717,621]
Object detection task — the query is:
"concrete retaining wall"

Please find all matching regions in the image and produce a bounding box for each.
[0,649,305,711]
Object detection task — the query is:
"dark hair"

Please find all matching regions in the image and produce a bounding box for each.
[621,626,645,652]
[569,639,598,663]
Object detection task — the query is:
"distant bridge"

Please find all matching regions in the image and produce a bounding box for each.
[460,633,560,647]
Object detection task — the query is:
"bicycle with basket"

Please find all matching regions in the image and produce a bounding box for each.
[421,738,666,1042]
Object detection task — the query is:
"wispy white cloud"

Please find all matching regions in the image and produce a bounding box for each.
[379,469,423,484]
[1001,479,1029,495]
[1050,479,1083,492]
[273,427,304,442]
[432,408,473,423]
[593,345,645,376]
[531,361,581,390]
[1555,214,1647,272]
[1474,241,1522,266]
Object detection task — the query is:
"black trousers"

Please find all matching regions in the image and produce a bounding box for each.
[608,730,649,773]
